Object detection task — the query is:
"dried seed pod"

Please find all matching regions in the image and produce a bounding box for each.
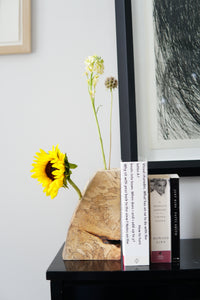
[105,77,118,90]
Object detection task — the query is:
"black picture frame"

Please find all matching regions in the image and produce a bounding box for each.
[115,0,200,176]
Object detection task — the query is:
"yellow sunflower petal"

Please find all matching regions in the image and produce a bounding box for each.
[31,145,65,199]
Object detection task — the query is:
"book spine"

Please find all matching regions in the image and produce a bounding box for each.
[149,177,171,263]
[170,177,180,264]
[121,161,149,268]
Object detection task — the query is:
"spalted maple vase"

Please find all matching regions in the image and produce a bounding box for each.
[62,169,121,260]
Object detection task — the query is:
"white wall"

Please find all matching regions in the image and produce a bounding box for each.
[180,177,200,239]
[0,1,120,299]
[1,1,200,300]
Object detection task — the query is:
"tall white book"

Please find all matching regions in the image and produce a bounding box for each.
[121,161,149,268]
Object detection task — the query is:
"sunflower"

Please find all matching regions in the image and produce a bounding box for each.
[31,145,82,199]
[31,145,65,199]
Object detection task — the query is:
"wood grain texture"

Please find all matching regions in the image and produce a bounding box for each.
[62,169,121,260]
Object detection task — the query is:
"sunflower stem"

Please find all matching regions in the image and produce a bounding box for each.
[68,178,82,200]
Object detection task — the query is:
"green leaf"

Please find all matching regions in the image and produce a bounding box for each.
[64,154,69,165]
[63,178,69,188]
[69,163,77,169]
[96,105,103,115]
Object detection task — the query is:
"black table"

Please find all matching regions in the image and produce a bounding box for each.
[46,239,200,300]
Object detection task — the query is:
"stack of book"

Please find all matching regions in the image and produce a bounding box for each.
[121,161,180,269]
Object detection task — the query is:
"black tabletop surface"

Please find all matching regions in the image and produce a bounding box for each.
[46,239,200,281]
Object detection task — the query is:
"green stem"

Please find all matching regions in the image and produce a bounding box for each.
[108,89,113,170]
[91,96,107,170]
[68,178,82,200]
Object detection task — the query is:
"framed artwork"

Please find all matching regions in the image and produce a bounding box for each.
[115,0,200,176]
[0,0,31,55]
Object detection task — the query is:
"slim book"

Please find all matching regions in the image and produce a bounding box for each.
[148,174,180,264]
[121,161,149,268]
[170,175,180,264]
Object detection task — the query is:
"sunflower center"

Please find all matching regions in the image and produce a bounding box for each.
[45,161,57,181]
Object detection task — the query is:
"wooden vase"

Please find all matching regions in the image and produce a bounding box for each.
[62,169,121,260]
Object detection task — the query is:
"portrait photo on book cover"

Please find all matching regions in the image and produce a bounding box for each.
[132,0,200,161]
[150,178,167,197]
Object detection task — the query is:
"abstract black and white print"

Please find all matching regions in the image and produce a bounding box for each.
[153,0,200,141]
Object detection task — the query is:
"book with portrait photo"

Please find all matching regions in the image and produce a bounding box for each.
[148,174,179,263]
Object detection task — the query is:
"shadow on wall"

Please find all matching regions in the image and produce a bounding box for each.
[180,177,200,238]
